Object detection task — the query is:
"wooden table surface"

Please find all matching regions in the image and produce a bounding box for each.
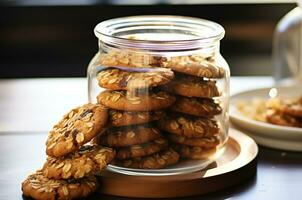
[0,77,302,200]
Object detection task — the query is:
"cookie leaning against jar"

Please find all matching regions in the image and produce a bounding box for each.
[46,103,108,157]
[43,145,115,180]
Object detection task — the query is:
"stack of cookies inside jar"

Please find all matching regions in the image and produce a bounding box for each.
[90,47,227,169]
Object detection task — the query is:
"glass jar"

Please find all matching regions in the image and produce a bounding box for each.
[87,16,230,175]
[273,1,302,86]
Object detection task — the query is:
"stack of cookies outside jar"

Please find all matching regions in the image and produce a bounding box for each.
[88,16,230,173]
[92,55,181,169]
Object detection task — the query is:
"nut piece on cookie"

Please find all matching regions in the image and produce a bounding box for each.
[22,170,98,200]
[157,114,219,138]
[97,67,174,90]
[46,103,108,157]
[43,145,115,179]
[109,109,165,127]
[97,90,175,111]
[114,148,180,169]
[95,125,162,147]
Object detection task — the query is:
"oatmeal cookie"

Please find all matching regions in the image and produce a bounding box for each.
[97,90,175,111]
[43,145,115,179]
[114,148,179,169]
[46,103,108,157]
[266,109,302,128]
[157,114,219,138]
[22,170,98,200]
[169,96,222,117]
[97,67,174,90]
[167,134,219,148]
[172,144,217,160]
[163,73,220,98]
[95,125,162,147]
[162,55,225,78]
[109,109,164,126]
[116,137,168,160]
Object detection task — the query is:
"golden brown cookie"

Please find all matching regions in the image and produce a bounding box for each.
[97,67,174,90]
[266,109,302,128]
[95,125,162,147]
[157,114,219,138]
[116,137,169,160]
[172,144,217,160]
[169,96,222,117]
[114,148,180,169]
[46,103,108,158]
[161,55,225,78]
[22,170,98,200]
[109,109,165,126]
[97,90,175,111]
[43,145,115,179]
[167,134,219,148]
[163,73,220,98]
[282,97,302,118]
[98,50,162,68]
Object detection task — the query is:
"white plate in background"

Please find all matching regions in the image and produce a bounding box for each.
[230,86,302,151]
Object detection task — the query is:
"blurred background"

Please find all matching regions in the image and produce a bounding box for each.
[0,0,296,78]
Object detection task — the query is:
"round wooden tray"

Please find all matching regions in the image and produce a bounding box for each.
[98,128,258,198]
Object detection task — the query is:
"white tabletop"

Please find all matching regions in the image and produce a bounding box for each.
[0,77,273,132]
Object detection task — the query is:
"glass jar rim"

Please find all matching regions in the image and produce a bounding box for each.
[94,15,225,51]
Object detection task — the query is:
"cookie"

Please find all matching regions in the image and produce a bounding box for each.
[95,126,162,147]
[109,109,165,126]
[98,50,162,68]
[172,144,217,160]
[157,114,219,138]
[46,103,108,157]
[266,109,302,128]
[114,148,180,169]
[97,67,174,90]
[162,55,225,78]
[169,96,222,117]
[97,90,175,111]
[116,137,169,160]
[22,170,98,200]
[282,97,302,117]
[167,134,219,148]
[163,73,220,98]
[43,145,115,179]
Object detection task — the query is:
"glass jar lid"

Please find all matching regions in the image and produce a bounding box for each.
[94,15,225,51]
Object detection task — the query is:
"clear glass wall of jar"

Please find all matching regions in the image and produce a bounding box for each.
[87,16,230,175]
